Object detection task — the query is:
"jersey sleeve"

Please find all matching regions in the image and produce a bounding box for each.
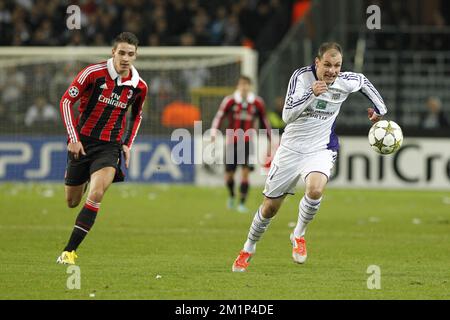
[211,96,233,137]
[255,97,272,141]
[282,68,315,123]
[123,82,147,149]
[59,66,95,143]
[359,74,387,116]
[340,72,388,116]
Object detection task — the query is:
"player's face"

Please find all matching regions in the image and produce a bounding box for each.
[112,42,137,76]
[315,49,342,85]
[237,79,251,97]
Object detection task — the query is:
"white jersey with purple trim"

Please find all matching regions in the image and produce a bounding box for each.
[281,65,387,154]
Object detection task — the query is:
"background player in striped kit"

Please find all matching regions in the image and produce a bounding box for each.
[232,42,387,272]
[211,76,271,213]
[56,32,148,265]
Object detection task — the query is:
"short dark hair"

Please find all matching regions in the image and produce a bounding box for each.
[113,32,139,49]
[238,75,252,84]
[317,42,343,59]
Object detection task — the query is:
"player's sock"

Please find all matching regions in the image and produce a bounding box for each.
[64,198,100,252]
[293,194,322,238]
[239,180,249,204]
[226,178,235,199]
[243,206,272,253]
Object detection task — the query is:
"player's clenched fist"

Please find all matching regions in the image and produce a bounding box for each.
[312,81,328,96]
[367,107,382,123]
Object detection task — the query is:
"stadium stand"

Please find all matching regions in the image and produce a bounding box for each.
[0,0,449,137]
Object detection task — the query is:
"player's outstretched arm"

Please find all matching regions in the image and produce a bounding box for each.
[341,71,387,123]
[359,74,387,119]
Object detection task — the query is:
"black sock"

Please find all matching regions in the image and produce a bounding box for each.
[226,179,235,198]
[240,181,249,204]
[64,199,99,252]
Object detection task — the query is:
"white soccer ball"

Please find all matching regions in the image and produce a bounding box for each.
[368,120,403,155]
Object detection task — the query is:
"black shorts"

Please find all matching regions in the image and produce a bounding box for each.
[224,141,254,172]
[64,135,125,186]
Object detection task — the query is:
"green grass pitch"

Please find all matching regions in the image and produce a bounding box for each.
[0,183,449,299]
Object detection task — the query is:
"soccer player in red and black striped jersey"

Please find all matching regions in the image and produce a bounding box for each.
[211,76,271,213]
[56,32,148,265]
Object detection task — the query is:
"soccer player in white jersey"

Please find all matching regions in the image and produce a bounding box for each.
[232,42,387,272]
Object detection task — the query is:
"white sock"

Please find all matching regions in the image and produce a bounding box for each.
[293,194,322,238]
[243,206,272,253]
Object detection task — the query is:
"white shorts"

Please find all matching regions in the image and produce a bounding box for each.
[262,145,337,198]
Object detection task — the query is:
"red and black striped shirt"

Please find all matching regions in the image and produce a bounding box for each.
[60,58,148,148]
[211,91,271,143]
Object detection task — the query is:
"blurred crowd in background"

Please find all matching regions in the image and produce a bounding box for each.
[366,0,450,51]
[1,0,449,50]
[0,0,293,57]
[0,0,449,134]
